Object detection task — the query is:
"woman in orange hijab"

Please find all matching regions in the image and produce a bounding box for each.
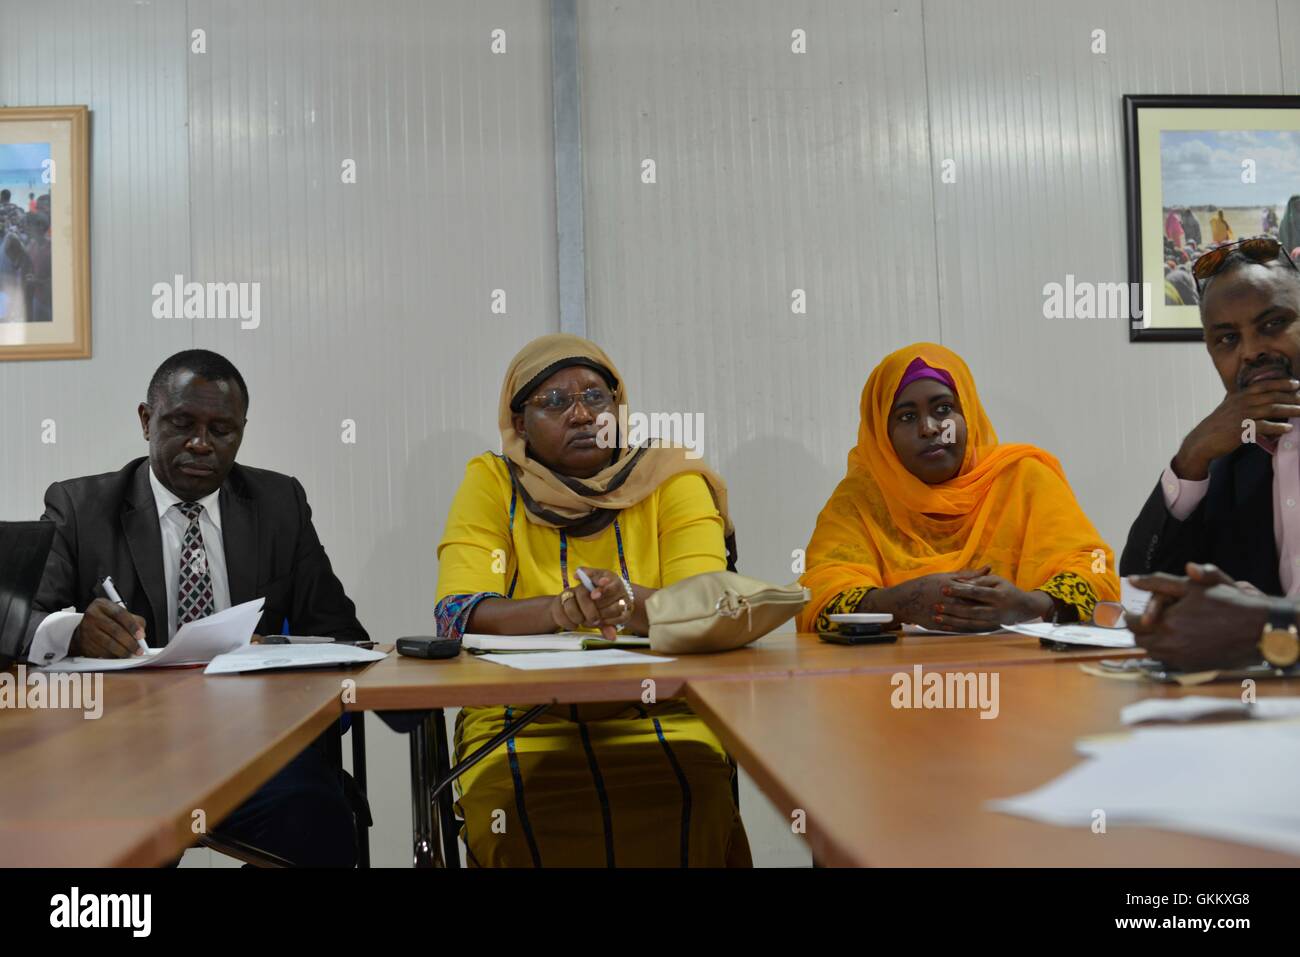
[798,343,1119,633]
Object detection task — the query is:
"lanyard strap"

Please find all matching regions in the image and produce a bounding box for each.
[505,484,629,597]
[560,520,629,590]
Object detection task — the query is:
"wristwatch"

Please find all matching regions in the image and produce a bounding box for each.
[1258,604,1300,668]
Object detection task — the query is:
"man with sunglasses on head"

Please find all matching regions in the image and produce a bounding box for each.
[1122,238,1300,616]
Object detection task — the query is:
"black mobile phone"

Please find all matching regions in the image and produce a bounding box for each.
[818,629,898,645]
[396,635,461,660]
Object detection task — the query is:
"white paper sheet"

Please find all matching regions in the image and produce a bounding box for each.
[990,719,1300,857]
[205,642,387,674]
[40,598,265,672]
[901,624,1004,637]
[1120,579,1152,616]
[476,649,673,670]
[1003,621,1136,648]
[1121,695,1300,725]
[463,632,651,652]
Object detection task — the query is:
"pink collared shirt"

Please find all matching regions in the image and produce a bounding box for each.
[1160,420,1300,595]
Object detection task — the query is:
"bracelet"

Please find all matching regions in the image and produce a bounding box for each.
[616,577,635,633]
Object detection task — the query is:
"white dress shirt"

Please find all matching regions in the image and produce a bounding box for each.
[28,467,232,664]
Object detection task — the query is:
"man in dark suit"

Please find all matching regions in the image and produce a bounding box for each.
[1121,239,1300,598]
[25,349,365,867]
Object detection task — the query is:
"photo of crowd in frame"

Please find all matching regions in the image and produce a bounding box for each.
[0,105,89,361]
[1124,94,1300,342]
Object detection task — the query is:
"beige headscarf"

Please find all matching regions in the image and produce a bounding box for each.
[499,334,736,567]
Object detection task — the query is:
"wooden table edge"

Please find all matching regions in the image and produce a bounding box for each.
[681,677,866,867]
[342,640,1144,712]
[682,671,1300,868]
[89,690,345,868]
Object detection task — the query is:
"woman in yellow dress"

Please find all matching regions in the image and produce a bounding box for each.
[1210,209,1234,245]
[799,342,1119,633]
[435,333,751,867]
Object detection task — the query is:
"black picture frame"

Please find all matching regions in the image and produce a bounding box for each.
[1123,93,1300,342]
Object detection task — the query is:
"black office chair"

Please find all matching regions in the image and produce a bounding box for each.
[433,709,461,868]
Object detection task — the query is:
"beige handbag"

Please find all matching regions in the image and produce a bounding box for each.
[646,571,810,654]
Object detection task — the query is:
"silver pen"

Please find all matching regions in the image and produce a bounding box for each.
[100,575,150,656]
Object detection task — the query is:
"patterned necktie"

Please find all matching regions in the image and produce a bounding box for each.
[175,501,214,625]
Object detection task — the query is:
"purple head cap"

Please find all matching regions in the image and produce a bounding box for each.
[893,356,956,405]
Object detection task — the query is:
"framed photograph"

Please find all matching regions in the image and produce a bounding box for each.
[1123,94,1300,342]
[0,105,90,360]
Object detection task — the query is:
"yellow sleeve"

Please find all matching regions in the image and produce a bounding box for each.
[436,454,514,602]
[1037,571,1100,623]
[796,472,885,633]
[656,473,727,586]
[808,585,876,633]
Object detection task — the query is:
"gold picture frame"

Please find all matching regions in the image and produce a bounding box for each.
[0,105,90,360]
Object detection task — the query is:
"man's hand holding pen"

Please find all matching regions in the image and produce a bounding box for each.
[71,598,148,658]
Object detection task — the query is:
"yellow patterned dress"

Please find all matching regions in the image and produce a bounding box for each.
[436,453,751,867]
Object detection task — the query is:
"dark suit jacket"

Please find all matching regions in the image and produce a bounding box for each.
[26,457,367,655]
[1119,443,1282,595]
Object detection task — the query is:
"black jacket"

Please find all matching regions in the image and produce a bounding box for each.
[26,457,367,651]
[1119,444,1282,595]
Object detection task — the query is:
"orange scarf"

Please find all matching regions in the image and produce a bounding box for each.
[797,343,1118,630]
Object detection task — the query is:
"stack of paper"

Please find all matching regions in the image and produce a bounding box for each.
[205,642,387,674]
[1004,621,1136,648]
[1120,695,1300,725]
[477,649,672,670]
[41,598,265,672]
[1120,579,1152,616]
[902,624,1003,637]
[462,632,650,653]
[990,718,1300,856]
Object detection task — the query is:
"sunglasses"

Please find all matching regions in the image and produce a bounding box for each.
[1192,236,1299,291]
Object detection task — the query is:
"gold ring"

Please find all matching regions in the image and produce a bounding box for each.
[561,590,575,604]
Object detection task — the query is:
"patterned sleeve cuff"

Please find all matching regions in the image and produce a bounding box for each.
[435,592,506,639]
[1035,571,1098,624]
[811,585,875,633]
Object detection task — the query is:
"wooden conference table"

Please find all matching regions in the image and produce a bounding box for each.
[0,629,1130,867]
[345,630,1131,710]
[344,630,1143,866]
[686,666,1300,867]
[19,629,1261,868]
[0,664,357,867]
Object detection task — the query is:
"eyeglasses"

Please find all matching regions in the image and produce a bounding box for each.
[1091,601,1126,629]
[1192,236,1299,292]
[525,387,614,415]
